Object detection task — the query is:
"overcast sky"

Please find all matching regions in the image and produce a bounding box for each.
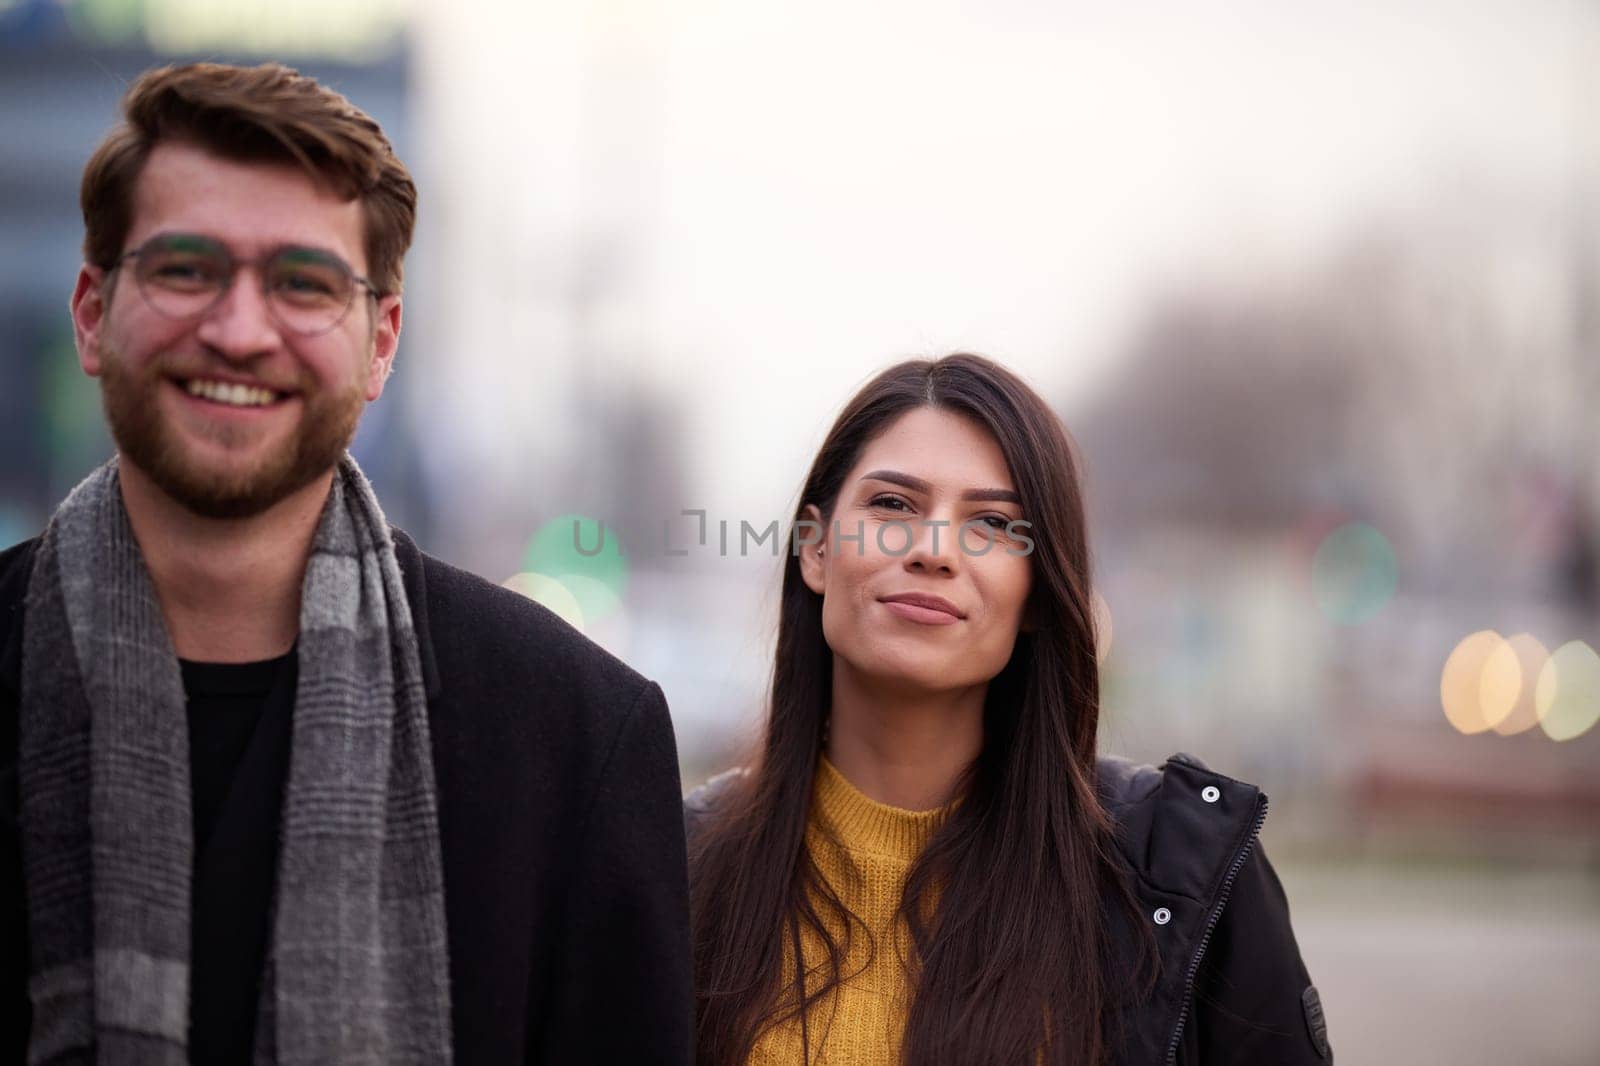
[416,0,1592,522]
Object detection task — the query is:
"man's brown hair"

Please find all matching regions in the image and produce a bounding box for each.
[81,62,417,295]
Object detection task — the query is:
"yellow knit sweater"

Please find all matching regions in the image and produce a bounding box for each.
[746,757,948,1066]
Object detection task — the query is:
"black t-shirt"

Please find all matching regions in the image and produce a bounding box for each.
[180,650,296,1065]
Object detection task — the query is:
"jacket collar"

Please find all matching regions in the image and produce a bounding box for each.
[388,526,442,703]
[1098,752,1269,1066]
[1098,751,1266,900]
[688,752,1267,907]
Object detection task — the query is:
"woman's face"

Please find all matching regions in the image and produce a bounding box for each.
[800,406,1034,696]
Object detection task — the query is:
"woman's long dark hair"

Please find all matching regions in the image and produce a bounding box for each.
[689,353,1151,1065]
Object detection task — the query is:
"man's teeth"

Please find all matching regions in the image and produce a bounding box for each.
[184,379,280,407]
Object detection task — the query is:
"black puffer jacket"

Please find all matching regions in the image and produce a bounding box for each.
[685,752,1332,1065]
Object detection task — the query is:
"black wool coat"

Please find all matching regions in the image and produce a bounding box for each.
[0,530,696,1065]
[685,752,1333,1066]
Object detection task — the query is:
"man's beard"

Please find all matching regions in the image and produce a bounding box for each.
[98,340,366,519]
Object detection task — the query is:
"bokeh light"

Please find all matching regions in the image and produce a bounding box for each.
[1535,641,1600,743]
[560,573,625,623]
[502,572,585,631]
[1488,633,1550,737]
[521,514,630,624]
[1440,630,1519,735]
[583,602,634,661]
[1311,522,1397,625]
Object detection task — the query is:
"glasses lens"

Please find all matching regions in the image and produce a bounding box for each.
[134,235,228,318]
[265,248,354,334]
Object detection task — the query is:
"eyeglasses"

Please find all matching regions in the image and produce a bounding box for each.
[114,232,381,337]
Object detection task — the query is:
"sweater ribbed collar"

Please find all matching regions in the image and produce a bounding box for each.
[811,756,949,862]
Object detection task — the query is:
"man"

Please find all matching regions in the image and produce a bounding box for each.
[0,62,693,1064]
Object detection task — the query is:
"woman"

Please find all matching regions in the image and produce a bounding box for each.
[685,354,1331,1065]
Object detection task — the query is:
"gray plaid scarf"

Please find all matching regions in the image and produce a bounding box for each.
[18,455,453,1065]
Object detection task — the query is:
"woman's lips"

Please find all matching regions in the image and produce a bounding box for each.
[879,593,963,626]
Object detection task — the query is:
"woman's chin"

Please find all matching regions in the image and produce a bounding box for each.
[849,653,982,697]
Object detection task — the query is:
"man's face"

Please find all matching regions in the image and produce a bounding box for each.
[70,141,402,519]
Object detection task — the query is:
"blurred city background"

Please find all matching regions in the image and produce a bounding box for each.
[2,1,1597,1061]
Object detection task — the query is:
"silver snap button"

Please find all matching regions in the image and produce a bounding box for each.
[1153,907,1172,925]
[1201,786,1220,803]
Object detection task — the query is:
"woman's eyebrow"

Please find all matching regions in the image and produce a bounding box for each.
[860,470,1020,505]
[963,487,1022,504]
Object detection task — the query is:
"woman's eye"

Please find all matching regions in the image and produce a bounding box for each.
[980,515,1010,530]
[869,494,912,512]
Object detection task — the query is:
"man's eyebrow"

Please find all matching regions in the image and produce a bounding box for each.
[859,470,1021,505]
[275,244,345,261]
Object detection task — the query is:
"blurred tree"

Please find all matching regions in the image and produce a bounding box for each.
[1076,176,1598,606]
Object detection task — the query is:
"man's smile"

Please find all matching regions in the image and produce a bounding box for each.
[180,376,288,407]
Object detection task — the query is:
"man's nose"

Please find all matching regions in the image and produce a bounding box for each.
[194,269,283,359]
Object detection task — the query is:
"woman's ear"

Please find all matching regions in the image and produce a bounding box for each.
[797,503,828,596]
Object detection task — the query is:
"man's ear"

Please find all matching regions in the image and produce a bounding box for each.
[797,503,828,596]
[365,294,403,402]
[70,265,111,377]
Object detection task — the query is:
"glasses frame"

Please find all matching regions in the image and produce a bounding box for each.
[112,233,382,338]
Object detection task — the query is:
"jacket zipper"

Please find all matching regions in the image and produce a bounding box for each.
[1162,792,1269,1066]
